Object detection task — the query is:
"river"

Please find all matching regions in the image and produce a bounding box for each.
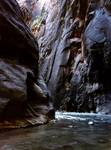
[0,112,111,150]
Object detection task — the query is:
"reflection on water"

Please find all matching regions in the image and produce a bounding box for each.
[1,112,111,150]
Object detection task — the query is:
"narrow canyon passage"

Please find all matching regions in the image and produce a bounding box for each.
[1,0,111,150]
[1,112,111,150]
[25,0,111,114]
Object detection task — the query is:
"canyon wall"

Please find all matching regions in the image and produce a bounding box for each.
[0,0,54,128]
[38,0,111,114]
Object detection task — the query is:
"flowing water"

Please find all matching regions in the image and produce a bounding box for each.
[1,112,111,150]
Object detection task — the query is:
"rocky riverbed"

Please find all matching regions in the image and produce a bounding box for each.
[1,112,111,150]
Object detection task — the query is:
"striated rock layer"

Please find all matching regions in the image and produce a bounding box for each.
[0,0,54,128]
[38,0,88,108]
[38,0,111,114]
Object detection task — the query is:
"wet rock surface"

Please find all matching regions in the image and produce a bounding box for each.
[1,112,111,150]
[0,0,54,128]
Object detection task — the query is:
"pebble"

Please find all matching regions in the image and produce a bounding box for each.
[88,121,94,125]
[68,125,73,128]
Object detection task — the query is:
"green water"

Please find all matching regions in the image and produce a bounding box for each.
[0,112,111,150]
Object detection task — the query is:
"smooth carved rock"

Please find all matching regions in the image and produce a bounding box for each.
[0,0,54,128]
[68,6,111,114]
[83,7,111,113]
[38,0,88,109]
[38,0,111,114]
[0,0,39,76]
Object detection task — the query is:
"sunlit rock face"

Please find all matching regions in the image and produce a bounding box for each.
[17,0,36,25]
[0,0,54,128]
[17,0,49,24]
[38,0,111,114]
[17,0,37,10]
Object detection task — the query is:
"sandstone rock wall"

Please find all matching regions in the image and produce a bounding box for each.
[38,0,88,108]
[0,0,54,128]
[38,0,111,114]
